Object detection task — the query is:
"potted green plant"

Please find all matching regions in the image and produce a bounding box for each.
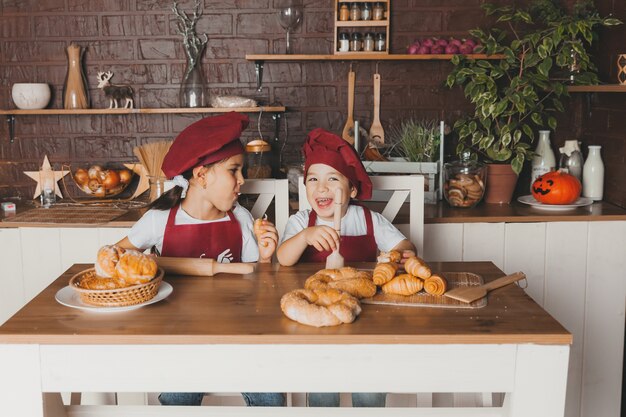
[446,0,621,203]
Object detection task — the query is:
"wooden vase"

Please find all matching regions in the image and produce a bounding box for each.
[618,54,626,86]
[63,44,90,109]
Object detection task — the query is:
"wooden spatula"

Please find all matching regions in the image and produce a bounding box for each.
[444,272,526,303]
[369,72,385,144]
[156,257,255,276]
[341,69,356,144]
[325,188,344,269]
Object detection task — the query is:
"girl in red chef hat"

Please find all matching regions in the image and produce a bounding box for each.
[277,128,417,267]
[115,112,284,407]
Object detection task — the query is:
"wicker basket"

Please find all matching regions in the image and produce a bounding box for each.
[69,267,164,307]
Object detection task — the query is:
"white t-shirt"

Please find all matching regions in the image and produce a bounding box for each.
[280,205,407,252]
[128,203,259,262]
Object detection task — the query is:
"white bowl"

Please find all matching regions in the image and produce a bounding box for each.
[11,83,51,110]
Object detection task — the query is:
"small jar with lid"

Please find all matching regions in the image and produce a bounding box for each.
[361,2,372,20]
[443,153,487,208]
[338,3,349,21]
[245,139,272,179]
[372,2,385,20]
[338,32,350,52]
[349,2,361,21]
[350,32,363,52]
[363,32,375,52]
[374,32,386,51]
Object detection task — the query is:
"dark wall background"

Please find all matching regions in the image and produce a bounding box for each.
[0,0,623,207]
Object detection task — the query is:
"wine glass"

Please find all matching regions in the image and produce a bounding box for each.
[277,1,303,54]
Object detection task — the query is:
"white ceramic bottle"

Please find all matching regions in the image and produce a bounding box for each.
[582,145,604,200]
[530,130,556,192]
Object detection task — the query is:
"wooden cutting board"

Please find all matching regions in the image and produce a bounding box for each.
[362,272,487,309]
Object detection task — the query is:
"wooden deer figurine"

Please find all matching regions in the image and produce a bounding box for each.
[96,71,134,109]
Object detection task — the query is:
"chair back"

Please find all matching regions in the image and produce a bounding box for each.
[298,175,424,255]
[240,179,289,239]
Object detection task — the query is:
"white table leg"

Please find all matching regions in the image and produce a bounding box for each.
[0,344,44,417]
[503,345,570,417]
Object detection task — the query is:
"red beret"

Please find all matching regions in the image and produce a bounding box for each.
[303,128,372,200]
[161,112,249,178]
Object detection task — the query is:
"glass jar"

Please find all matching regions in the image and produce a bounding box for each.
[338,32,350,52]
[375,32,386,51]
[350,32,363,52]
[361,2,372,20]
[363,32,375,52]
[245,139,272,179]
[372,2,385,20]
[338,3,350,21]
[443,157,487,208]
[349,2,361,21]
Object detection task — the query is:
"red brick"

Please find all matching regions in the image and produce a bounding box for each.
[2,0,65,12]
[237,62,302,84]
[138,39,181,60]
[88,39,136,60]
[34,15,99,37]
[274,86,338,107]
[4,41,67,63]
[237,13,286,35]
[305,12,334,34]
[207,38,268,59]
[73,136,138,159]
[0,16,32,37]
[68,0,132,11]
[103,14,168,36]
[393,11,443,33]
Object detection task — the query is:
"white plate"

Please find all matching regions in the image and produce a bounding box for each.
[55,282,173,313]
[517,195,593,211]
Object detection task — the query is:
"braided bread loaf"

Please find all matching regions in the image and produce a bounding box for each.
[305,268,376,299]
[280,288,362,327]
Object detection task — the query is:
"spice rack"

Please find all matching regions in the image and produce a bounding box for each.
[334,0,390,55]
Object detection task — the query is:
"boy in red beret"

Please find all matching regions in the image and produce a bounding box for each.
[277,128,416,267]
[115,112,284,407]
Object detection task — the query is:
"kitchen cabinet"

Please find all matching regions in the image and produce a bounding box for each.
[334,0,391,54]
[0,229,23,324]
[425,220,626,417]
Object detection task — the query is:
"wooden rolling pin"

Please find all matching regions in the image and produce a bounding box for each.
[156,257,255,276]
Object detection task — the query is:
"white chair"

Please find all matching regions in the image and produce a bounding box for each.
[298,175,425,256]
[241,178,289,239]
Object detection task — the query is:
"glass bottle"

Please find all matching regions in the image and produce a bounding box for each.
[63,44,90,109]
[361,2,372,20]
[582,145,604,201]
[530,130,555,192]
[338,32,350,52]
[245,139,272,179]
[363,32,375,52]
[180,62,206,108]
[375,32,386,51]
[338,3,350,21]
[350,32,362,52]
[558,140,583,181]
[349,2,361,21]
[372,2,385,20]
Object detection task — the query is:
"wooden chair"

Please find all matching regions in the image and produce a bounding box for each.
[298,175,425,256]
[241,178,290,239]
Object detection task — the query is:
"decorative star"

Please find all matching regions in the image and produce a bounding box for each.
[23,155,68,199]
[124,163,150,199]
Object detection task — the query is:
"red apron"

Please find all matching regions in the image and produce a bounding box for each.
[301,206,378,263]
[160,205,243,263]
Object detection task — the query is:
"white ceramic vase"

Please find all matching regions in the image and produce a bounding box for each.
[12,83,51,110]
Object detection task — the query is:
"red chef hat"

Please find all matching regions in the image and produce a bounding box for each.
[303,128,372,200]
[161,112,249,178]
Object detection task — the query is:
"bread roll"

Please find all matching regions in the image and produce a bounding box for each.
[95,245,126,278]
[115,250,158,285]
[424,274,448,296]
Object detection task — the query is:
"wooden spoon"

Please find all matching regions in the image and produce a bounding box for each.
[369,72,384,144]
[444,272,526,303]
[325,188,344,269]
[342,69,356,144]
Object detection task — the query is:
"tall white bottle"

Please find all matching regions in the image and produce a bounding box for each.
[582,145,604,200]
[530,130,556,192]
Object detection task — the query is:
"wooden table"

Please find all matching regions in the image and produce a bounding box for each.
[0,262,571,416]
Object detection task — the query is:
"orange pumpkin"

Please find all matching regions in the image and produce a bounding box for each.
[531,170,581,205]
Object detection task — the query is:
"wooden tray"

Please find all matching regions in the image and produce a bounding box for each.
[2,206,127,224]
[362,272,486,309]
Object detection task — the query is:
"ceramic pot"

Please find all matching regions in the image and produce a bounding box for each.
[484,163,518,204]
[11,83,51,109]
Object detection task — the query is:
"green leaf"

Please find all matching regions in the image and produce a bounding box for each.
[548,116,557,130]
[502,132,512,146]
[522,124,534,140]
[511,153,524,175]
[531,113,543,125]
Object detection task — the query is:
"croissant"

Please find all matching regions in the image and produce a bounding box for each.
[424,274,448,296]
[372,262,398,286]
[377,250,402,264]
[404,256,432,279]
[381,274,424,296]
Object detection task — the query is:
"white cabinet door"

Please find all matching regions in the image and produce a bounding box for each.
[0,228,24,325]
[20,228,62,303]
[98,228,131,247]
[462,223,505,270]
[504,222,546,305]
[59,228,100,272]
[423,224,463,262]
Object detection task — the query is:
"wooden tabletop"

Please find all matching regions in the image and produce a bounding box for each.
[0,262,571,345]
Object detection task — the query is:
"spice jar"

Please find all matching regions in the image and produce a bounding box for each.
[350,32,363,52]
[349,2,361,21]
[443,154,487,208]
[361,2,372,20]
[375,32,386,51]
[363,32,375,52]
[245,139,272,179]
[338,3,349,21]
[338,32,350,52]
[372,2,385,20]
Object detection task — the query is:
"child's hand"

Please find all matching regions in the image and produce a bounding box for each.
[303,225,340,252]
[255,219,278,263]
[400,250,416,264]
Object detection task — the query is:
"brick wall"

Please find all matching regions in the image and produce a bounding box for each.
[0,0,623,208]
